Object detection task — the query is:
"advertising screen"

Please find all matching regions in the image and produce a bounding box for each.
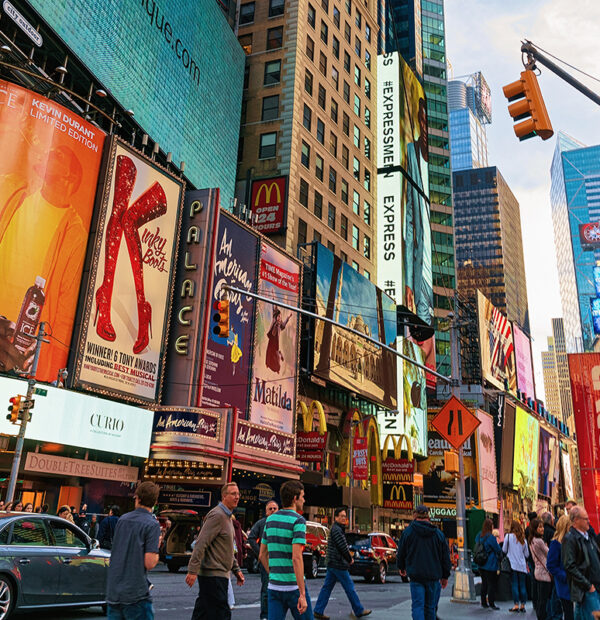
[562,450,575,502]
[201,212,259,413]
[74,139,183,403]
[0,80,105,382]
[538,427,553,497]
[477,410,498,513]
[568,352,600,528]
[314,243,397,409]
[513,406,539,502]
[30,0,244,202]
[249,242,300,434]
[512,323,536,399]
[477,291,517,392]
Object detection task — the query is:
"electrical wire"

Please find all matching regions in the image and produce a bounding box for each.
[525,40,600,85]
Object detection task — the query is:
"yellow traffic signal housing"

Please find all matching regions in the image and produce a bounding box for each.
[212,300,230,338]
[7,395,22,424]
[503,70,553,141]
[444,450,459,475]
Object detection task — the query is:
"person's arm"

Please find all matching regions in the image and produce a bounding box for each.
[502,534,509,554]
[144,520,161,571]
[292,543,307,613]
[186,512,220,586]
[562,536,593,592]
[258,542,269,572]
[332,525,352,563]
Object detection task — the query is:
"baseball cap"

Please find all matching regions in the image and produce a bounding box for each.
[414,505,429,516]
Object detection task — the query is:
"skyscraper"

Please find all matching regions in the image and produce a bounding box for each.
[453,166,530,332]
[384,0,454,376]
[550,131,600,353]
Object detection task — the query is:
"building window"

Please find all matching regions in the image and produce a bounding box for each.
[341,214,348,240]
[365,49,371,70]
[344,22,351,43]
[353,93,360,116]
[332,36,340,59]
[341,179,349,204]
[331,99,338,123]
[319,51,327,76]
[314,190,323,219]
[301,141,310,168]
[354,65,361,87]
[328,203,336,229]
[344,51,350,73]
[341,250,348,263]
[342,145,349,169]
[364,106,370,128]
[298,218,307,245]
[352,224,359,250]
[264,60,281,85]
[320,20,328,44]
[352,189,360,214]
[363,200,371,225]
[305,69,313,95]
[363,168,371,191]
[355,10,361,29]
[352,260,359,271]
[364,269,370,280]
[262,95,279,121]
[239,33,252,55]
[329,132,337,157]
[243,64,250,89]
[315,154,324,181]
[364,136,371,159]
[354,36,361,57]
[353,124,360,148]
[318,84,326,109]
[306,35,314,61]
[343,81,350,103]
[329,167,337,193]
[239,2,255,24]
[365,23,371,42]
[321,0,329,12]
[308,3,316,27]
[314,230,322,243]
[364,77,371,99]
[333,6,340,28]
[331,66,339,90]
[353,156,360,181]
[303,104,312,130]
[342,112,349,136]
[269,0,285,17]
[259,132,277,159]
[327,240,335,252]
[363,234,370,259]
[316,119,325,144]
[345,0,351,14]
[299,179,309,207]
[267,26,283,50]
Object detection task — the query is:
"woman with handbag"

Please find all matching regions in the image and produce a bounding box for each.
[528,518,552,619]
[546,514,573,620]
[503,520,530,613]
[475,518,502,609]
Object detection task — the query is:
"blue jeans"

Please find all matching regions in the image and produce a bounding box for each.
[511,571,528,605]
[268,587,313,620]
[410,580,441,620]
[107,599,154,620]
[575,590,600,620]
[314,568,364,616]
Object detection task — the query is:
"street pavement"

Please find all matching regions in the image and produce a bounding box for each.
[19,566,539,619]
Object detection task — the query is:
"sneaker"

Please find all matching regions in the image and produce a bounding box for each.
[490,604,500,610]
[356,612,372,618]
[314,613,330,620]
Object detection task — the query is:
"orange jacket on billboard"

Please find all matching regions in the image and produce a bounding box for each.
[0,81,105,381]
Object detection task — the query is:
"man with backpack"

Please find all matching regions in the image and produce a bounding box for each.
[98,505,121,550]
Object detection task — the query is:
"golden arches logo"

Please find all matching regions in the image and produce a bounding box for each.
[381,434,413,461]
[254,181,281,206]
[390,485,407,501]
[297,400,327,435]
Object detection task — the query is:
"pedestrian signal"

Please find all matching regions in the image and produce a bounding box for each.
[7,396,22,424]
[212,300,230,338]
[502,70,553,141]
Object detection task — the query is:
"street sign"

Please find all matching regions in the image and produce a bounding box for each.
[431,395,480,451]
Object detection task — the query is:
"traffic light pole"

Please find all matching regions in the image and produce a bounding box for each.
[6,322,47,504]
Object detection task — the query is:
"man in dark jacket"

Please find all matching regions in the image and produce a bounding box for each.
[398,505,451,620]
[562,505,600,619]
[98,505,120,550]
[542,512,556,545]
[248,500,278,620]
[313,507,371,620]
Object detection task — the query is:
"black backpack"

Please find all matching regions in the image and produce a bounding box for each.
[473,538,489,566]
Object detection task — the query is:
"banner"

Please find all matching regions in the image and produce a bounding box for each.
[251,176,287,235]
[296,431,327,462]
[201,212,258,412]
[353,436,368,481]
[512,406,539,502]
[561,450,575,503]
[0,80,105,382]
[512,323,536,399]
[74,139,183,402]
[249,242,300,434]
[476,410,498,513]
[538,427,552,497]
[403,339,428,456]
[162,189,220,406]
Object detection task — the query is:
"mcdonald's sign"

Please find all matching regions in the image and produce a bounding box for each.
[383,483,413,510]
[250,176,287,235]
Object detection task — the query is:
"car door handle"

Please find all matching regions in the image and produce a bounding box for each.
[18,558,30,565]
[63,558,72,564]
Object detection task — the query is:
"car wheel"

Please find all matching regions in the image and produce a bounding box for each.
[167,562,180,573]
[306,554,319,579]
[0,576,14,620]
[375,562,387,584]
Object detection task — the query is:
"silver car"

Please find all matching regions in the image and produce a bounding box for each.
[0,512,110,618]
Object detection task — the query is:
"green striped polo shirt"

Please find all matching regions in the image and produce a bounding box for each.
[262,509,306,591]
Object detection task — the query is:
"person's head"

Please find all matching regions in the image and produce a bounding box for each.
[24,503,33,513]
[541,511,554,526]
[34,506,42,513]
[221,482,241,511]
[42,504,49,513]
[70,506,76,513]
[492,529,500,540]
[527,511,538,523]
[553,514,571,543]
[134,481,160,510]
[565,500,577,514]
[58,505,71,519]
[91,514,97,523]
[0,500,4,510]
[38,145,83,205]
[273,307,282,324]
[4,502,12,512]
[481,518,493,537]
[528,518,543,542]
[14,501,23,512]
[109,505,121,517]
[334,507,348,525]
[570,505,590,531]
[414,505,430,521]
[510,519,525,544]
[265,500,278,517]
[280,480,305,512]
[81,503,87,512]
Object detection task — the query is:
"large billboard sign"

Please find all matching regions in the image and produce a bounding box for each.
[568,352,600,529]
[538,427,554,498]
[476,410,498,513]
[250,176,287,235]
[249,242,300,434]
[512,323,536,399]
[477,291,516,392]
[314,243,397,409]
[74,139,183,403]
[512,406,539,502]
[0,80,105,382]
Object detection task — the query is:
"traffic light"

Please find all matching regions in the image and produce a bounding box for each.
[7,396,22,424]
[212,300,230,338]
[503,69,553,141]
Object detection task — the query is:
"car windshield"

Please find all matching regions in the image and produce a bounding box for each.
[346,534,370,547]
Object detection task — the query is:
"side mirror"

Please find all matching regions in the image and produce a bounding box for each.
[90,538,100,550]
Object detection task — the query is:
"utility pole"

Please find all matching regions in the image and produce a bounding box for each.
[6,322,47,504]
[449,300,476,602]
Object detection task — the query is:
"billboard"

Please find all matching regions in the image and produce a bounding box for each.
[538,427,553,497]
[249,242,300,434]
[561,450,575,503]
[512,323,536,399]
[402,339,428,457]
[201,212,259,413]
[30,0,244,202]
[314,243,397,409]
[513,406,539,502]
[477,410,498,513]
[382,459,415,510]
[162,189,220,406]
[568,352,600,528]
[250,176,287,235]
[74,139,183,403]
[0,80,105,382]
[477,291,516,392]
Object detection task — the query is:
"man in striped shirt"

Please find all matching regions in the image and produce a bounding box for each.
[259,480,313,619]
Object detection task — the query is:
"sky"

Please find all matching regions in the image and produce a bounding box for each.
[445,0,600,398]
